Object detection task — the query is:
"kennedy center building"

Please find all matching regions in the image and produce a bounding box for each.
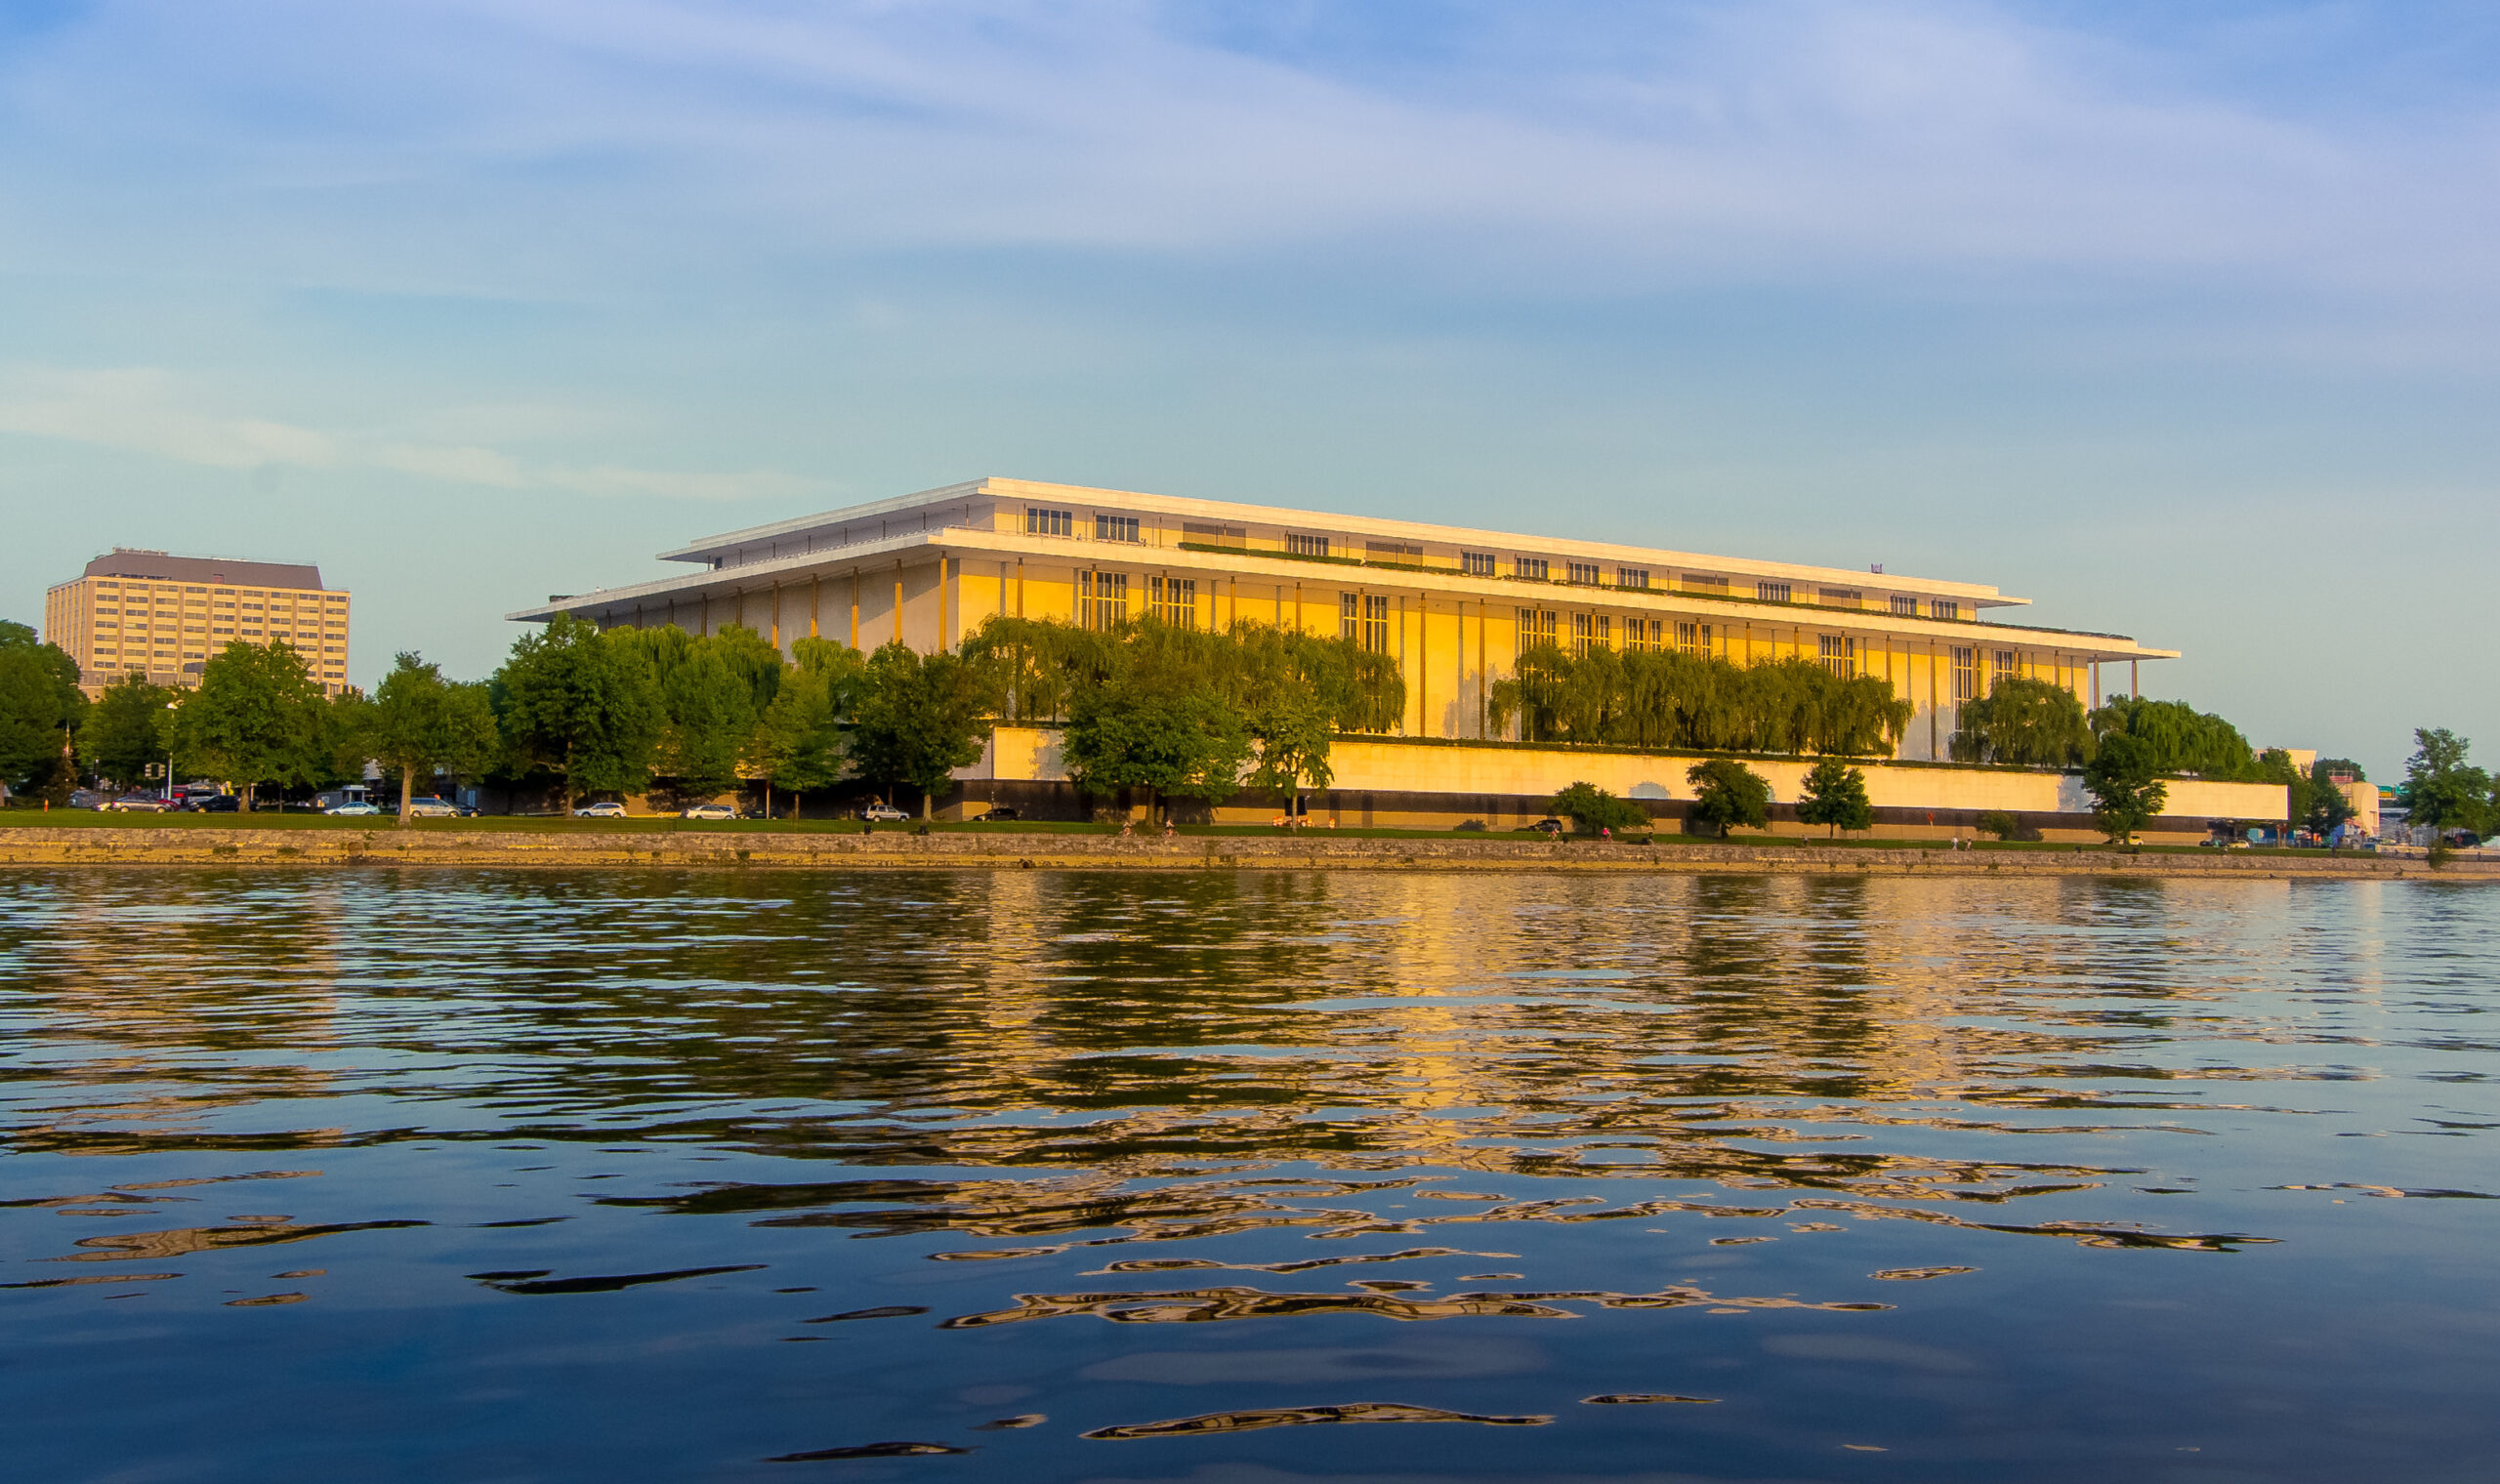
[515,476,2261,834]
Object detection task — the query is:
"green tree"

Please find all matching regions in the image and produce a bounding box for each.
[1063,676,1251,822]
[1950,677,2094,767]
[0,622,85,802]
[751,638,864,815]
[1795,757,1873,837]
[849,642,995,819]
[1686,758,1771,838]
[2089,696,2258,779]
[76,672,176,790]
[496,614,664,814]
[363,653,500,823]
[1549,780,1646,836]
[2403,728,2490,836]
[2081,732,2169,844]
[654,639,762,800]
[169,640,331,807]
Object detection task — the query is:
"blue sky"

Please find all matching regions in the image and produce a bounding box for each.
[3,0,2493,779]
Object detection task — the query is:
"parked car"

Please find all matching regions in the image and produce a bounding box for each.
[67,789,105,809]
[574,801,628,818]
[405,797,460,818]
[970,805,1020,823]
[325,802,383,816]
[104,794,175,812]
[1520,817,1565,836]
[858,804,910,823]
[186,794,241,813]
[681,804,738,820]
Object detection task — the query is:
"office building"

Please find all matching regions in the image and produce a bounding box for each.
[45,550,353,696]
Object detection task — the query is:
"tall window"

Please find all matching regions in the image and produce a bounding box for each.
[1570,612,1595,654]
[1364,594,1390,653]
[1617,567,1649,590]
[1889,595,1919,616]
[1950,645,1977,701]
[1461,552,1497,576]
[1757,580,1792,603]
[1992,648,2019,684]
[1026,507,1072,536]
[1622,617,1654,652]
[1516,556,1549,581]
[1081,571,1128,630]
[1674,620,1712,655]
[1339,592,1359,641]
[1096,514,1141,543]
[1818,634,1857,678]
[1566,561,1602,586]
[1149,575,1197,628]
[1517,607,1557,654]
[1930,598,1962,621]
[1288,534,1331,557]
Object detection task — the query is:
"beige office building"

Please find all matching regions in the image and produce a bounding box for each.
[44,550,353,697]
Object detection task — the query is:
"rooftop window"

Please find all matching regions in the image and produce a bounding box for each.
[1930,599,1962,622]
[1025,507,1073,537]
[1616,567,1649,590]
[1461,552,1496,577]
[1889,595,1918,616]
[1287,534,1331,557]
[1565,561,1602,586]
[1757,581,1792,603]
[1096,514,1141,543]
[1516,556,1549,581]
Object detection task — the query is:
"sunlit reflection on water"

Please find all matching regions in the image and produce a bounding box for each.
[3,869,2496,1480]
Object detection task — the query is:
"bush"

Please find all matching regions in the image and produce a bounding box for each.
[1453,819,1486,832]
[1550,781,1647,836]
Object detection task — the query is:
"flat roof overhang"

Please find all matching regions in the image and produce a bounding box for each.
[511,527,2181,664]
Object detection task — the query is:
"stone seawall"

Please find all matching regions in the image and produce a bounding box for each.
[0,828,2486,880]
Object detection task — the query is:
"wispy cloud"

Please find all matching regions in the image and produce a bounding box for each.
[0,365,820,503]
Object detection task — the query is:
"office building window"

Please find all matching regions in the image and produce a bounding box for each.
[1517,607,1557,654]
[1461,552,1497,576]
[1889,595,1919,616]
[1026,507,1072,537]
[1340,592,1360,641]
[1364,594,1390,653]
[1930,599,1962,621]
[1681,573,1729,597]
[1148,575,1197,628]
[1674,620,1711,654]
[1365,540,1423,562]
[1516,556,1550,581]
[1566,561,1602,586]
[1620,617,1650,652]
[1096,514,1141,544]
[1080,570,1128,630]
[1570,612,1594,654]
[1818,634,1857,678]
[1757,581,1792,603]
[1992,648,2019,685]
[1616,566,1649,590]
[1183,521,1244,548]
[1951,645,1977,702]
[1288,534,1331,557]
[1818,587,1861,608]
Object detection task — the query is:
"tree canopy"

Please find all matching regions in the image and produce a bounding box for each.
[1796,757,1873,837]
[2082,732,2169,844]
[1550,780,1646,836]
[1685,758,1771,838]
[168,640,338,805]
[77,672,175,791]
[494,614,664,813]
[1952,677,2093,767]
[1491,646,1912,757]
[750,638,864,810]
[2088,696,2257,779]
[0,622,86,799]
[363,653,500,821]
[848,642,995,818]
[2403,728,2489,836]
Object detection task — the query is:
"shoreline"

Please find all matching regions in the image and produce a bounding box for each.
[0,827,2486,879]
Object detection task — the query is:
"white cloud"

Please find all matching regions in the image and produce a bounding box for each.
[0,364,816,503]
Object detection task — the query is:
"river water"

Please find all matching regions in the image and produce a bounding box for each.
[3,869,2495,1482]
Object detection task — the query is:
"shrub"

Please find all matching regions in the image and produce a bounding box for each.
[1550,781,1647,836]
[1976,809,2019,840]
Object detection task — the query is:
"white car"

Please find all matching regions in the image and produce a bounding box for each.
[680,804,738,820]
[406,798,460,818]
[324,802,383,816]
[574,802,628,818]
[859,804,909,823]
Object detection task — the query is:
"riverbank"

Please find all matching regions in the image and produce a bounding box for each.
[1,825,2486,878]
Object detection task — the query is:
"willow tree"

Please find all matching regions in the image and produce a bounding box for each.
[1490,645,1909,758]
[2089,696,2257,779]
[1951,677,2094,767]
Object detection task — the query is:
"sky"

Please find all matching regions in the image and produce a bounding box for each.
[3,0,2494,780]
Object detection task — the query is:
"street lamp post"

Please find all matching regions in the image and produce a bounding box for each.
[162,698,179,803]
